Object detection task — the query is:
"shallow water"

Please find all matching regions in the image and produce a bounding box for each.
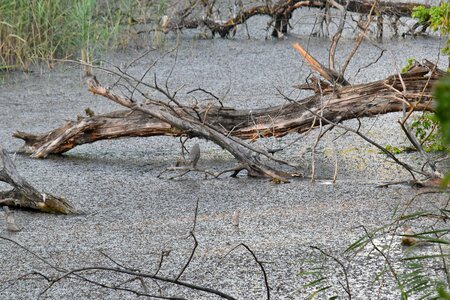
[0,6,448,299]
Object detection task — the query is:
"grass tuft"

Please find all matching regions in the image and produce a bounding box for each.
[0,0,165,71]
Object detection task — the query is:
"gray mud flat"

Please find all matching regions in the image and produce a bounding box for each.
[0,8,449,300]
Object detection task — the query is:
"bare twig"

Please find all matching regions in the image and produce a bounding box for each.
[176,198,200,281]
[340,0,379,77]
[310,246,351,299]
[398,121,440,177]
[41,266,237,300]
[278,92,427,180]
[328,0,348,72]
[360,225,405,295]
[223,243,270,300]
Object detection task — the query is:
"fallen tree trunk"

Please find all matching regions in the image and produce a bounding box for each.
[162,0,429,38]
[0,149,76,214]
[15,60,443,157]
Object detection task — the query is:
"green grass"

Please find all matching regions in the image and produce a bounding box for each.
[0,0,164,71]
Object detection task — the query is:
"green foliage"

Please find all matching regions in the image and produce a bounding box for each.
[433,75,450,189]
[412,6,431,24]
[442,172,450,189]
[382,110,448,154]
[393,58,449,154]
[412,3,450,56]
[412,4,450,33]
[297,253,341,299]
[411,112,449,152]
[153,0,169,19]
[384,145,416,154]
[0,0,149,70]
[434,76,450,146]
[438,285,450,300]
[150,0,169,48]
[401,58,416,74]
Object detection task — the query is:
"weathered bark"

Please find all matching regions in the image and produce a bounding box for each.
[162,0,429,38]
[15,60,443,158]
[82,78,294,179]
[0,149,76,214]
[293,43,349,85]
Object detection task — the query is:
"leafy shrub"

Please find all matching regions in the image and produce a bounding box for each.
[412,3,450,58]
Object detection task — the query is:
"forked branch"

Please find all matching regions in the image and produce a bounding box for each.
[87,77,297,180]
[13,61,444,181]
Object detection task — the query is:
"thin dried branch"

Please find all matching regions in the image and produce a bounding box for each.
[0,232,236,299]
[14,62,443,180]
[223,243,270,300]
[310,245,352,298]
[398,121,439,176]
[328,0,348,72]
[323,117,423,179]
[42,266,237,300]
[176,198,199,281]
[293,42,349,86]
[175,232,198,282]
[340,0,379,77]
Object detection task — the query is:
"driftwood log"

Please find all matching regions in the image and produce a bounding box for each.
[161,0,429,38]
[0,149,76,214]
[13,59,444,177]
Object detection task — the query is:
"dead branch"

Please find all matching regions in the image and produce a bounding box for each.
[340,0,379,78]
[398,121,440,177]
[222,243,271,300]
[42,266,238,299]
[0,234,238,299]
[293,42,349,85]
[328,0,348,72]
[310,245,351,298]
[87,77,294,180]
[0,149,76,214]
[175,198,199,281]
[157,0,429,38]
[15,61,442,162]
